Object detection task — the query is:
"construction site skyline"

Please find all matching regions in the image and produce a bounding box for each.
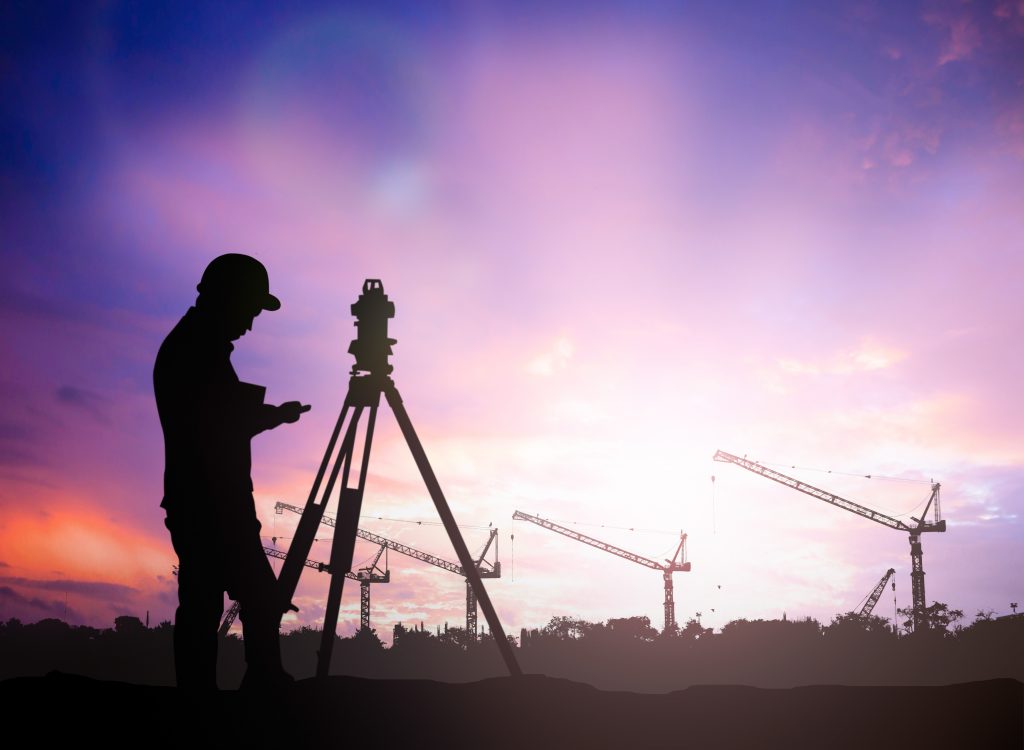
[1,2,1022,651]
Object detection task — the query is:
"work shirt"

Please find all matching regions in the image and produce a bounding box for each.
[154,306,276,532]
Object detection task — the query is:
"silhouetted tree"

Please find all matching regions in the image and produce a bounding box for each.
[676,617,713,641]
[826,611,892,636]
[114,615,145,634]
[352,627,384,650]
[392,622,437,649]
[542,615,590,641]
[898,602,963,634]
[605,616,657,642]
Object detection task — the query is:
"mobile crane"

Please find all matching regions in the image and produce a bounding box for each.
[858,568,895,617]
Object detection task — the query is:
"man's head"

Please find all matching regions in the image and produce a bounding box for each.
[196,254,280,340]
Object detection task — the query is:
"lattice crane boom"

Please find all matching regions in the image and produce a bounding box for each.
[712,451,943,532]
[859,568,896,617]
[512,510,690,632]
[512,511,689,571]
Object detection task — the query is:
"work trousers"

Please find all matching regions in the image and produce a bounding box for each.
[164,506,284,689]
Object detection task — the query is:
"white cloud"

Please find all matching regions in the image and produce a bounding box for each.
[527,336,574,376]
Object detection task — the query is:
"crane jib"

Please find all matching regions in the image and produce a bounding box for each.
[712,450,944,533]
[274,501,504,577]
[513,510,668,570]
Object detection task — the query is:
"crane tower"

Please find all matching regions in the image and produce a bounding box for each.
[713,450,944,632]
[512,510,690,633]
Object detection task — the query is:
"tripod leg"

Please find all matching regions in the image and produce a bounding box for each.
[279,399,354,606]
[385,383,522,676]
[317,403,378,677]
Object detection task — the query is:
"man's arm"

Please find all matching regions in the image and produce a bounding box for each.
[250,399,311,436]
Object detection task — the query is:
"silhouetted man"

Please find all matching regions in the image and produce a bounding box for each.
[154,253,310,690]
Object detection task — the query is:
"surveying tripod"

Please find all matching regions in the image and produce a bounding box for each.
[276,280,521,677]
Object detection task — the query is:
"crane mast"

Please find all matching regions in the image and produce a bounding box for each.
[276,501,499,637]
[354,544,391,632]
[466,527,499,636]
[512,510,690,633]
[859,568,896,618]
[713,450,945,632]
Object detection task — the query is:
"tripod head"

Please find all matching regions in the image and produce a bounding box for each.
[348,279,396,377]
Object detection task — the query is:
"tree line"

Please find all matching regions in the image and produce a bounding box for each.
[1,604,1020,691]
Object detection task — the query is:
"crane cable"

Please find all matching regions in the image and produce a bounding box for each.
[853,584,873,614]
[893,574,899,636]
[271,512,280,574]
[510,520,515,583]
[363,515,493,530]
[271,507,491,532]
[535,516,679,536]
[744,456,937,518]
[754,458,932,484]
[711,475,717,535]
[707,476,725,625]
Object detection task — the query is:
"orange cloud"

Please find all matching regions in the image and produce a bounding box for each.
[0,502,172,593]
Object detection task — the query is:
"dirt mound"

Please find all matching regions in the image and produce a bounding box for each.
[3,671,1019,748]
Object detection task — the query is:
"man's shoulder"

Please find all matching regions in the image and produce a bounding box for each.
[158,306,196,345]
[155,308,213,384]
[154,307,240,401]
[156,308,227,362]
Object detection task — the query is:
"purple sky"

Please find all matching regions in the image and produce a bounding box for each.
[1,1,1022,639]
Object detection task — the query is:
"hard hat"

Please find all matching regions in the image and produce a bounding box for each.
[197,253,281,311]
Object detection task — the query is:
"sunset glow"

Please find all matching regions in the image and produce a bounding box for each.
[1,1,1022,641]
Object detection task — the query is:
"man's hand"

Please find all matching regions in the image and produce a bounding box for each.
[277,401,311,424]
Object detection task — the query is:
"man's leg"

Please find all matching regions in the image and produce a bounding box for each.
[166,514,224,690]
[224,520,290,684]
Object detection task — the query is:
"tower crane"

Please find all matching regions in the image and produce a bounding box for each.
[512,510,690,633]
[218,544,389,637]
[465,527,500,636]
[275,501,499,638]
[712,450,945,632]
[857,568,896,618]
[354,545,390,632]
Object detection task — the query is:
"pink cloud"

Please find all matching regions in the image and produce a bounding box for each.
[923,7,982,65]
[993,1,1024,34]
[996,106,1024,158]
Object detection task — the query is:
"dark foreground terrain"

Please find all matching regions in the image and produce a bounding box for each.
[2,671,1020,748]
